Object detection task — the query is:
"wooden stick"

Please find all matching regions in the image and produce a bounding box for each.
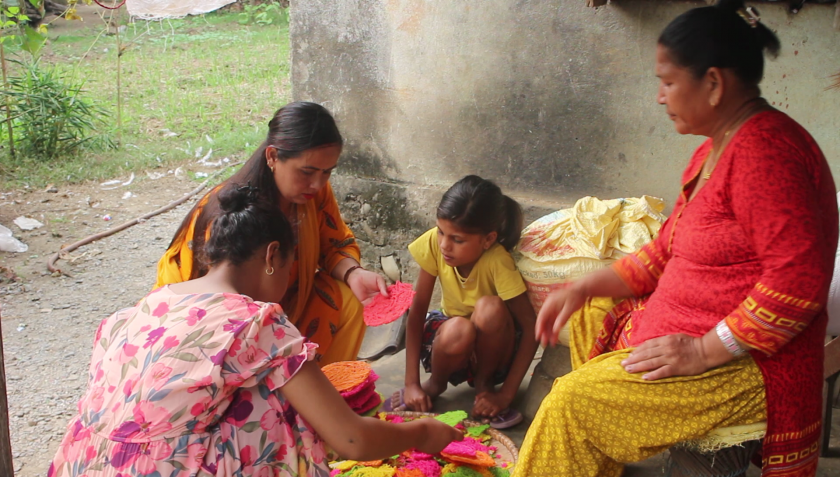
[46,162,241,275]
[114,6,123,145]
[0,306,14,477]
[0,39,16,159]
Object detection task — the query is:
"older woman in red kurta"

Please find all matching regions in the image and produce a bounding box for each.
[515,2,838,477]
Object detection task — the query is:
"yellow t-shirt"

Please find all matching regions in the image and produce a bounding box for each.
[408,227,528,318]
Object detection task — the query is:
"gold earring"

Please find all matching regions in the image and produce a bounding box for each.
[265,267,274,276]
[269,165,275,173]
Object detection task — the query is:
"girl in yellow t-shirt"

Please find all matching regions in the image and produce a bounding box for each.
[383,175,538,429]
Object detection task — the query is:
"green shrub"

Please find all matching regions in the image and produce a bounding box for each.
[0,59,114,161]
[238,1,287,26]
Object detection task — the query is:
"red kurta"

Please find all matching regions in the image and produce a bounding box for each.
[610,110,837,476]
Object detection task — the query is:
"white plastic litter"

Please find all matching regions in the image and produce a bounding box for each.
[0,224,27,252]
[13,216,44,231]
[122,192,134,200]
[127,0,236,20]
[197,148,222,167]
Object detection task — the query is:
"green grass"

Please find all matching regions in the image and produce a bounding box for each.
[0,10,290,188]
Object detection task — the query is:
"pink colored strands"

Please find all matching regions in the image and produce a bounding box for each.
[342,370,381,414]
[364,282,416,326]
[441,437,495,458]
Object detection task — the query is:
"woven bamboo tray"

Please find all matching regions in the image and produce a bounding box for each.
[384,410,520,464]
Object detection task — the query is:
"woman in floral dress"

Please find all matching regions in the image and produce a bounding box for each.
[49,184,461,477]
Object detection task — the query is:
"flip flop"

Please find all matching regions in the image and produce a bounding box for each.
[382,388,407,412]
[488,408,523,429]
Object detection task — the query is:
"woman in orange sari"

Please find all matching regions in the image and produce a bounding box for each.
[155,102,387,365]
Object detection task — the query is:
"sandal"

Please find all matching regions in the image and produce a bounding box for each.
[488,408,523,429]
[382,388,407,412]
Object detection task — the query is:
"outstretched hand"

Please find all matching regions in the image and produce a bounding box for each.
[535,286,587,348]
[347,269,389,305]
[416,419,464,455]
[621,334,711,380]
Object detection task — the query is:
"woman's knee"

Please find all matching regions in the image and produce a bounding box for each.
[472,296,511,334]
[434,317,476,356]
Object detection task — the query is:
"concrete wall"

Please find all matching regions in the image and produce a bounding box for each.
[291,0,840,267]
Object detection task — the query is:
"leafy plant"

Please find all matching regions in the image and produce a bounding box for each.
[1,59,114,161]
[1,3,47,52]
[238,1,287,26]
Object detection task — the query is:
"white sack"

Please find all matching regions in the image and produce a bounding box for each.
[127,0,236,20]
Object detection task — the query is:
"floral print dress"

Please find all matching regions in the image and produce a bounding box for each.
[48,286,331,477]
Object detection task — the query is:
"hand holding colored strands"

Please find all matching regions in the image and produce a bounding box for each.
[364,281,416,326]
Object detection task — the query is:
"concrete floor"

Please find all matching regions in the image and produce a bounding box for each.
[369,348,840,476]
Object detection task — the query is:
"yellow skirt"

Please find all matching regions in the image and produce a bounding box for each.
[514,299,767,477]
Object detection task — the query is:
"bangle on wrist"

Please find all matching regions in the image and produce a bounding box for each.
[343,265,364,284]
[715,320,746,357]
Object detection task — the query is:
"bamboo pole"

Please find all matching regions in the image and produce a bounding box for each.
[112,5,122,145]
[0,36,16,159]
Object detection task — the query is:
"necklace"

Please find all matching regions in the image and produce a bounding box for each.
[700,98,769,182]
[453,266,471,288]
[702,129,731,179]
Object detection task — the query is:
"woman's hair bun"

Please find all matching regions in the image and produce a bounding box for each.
[715,0,780,57]
[203,181,295,267]
[217,183,260,215]
[715,0,745,14]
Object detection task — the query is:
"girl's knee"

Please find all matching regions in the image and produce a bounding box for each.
[472,296,510,334]
[434,318,475,356]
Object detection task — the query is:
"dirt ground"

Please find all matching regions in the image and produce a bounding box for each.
[0,171,214,475]
[2,170,840,475]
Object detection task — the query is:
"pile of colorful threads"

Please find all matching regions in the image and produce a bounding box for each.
[329,411,514,477]
[323,361,383,415]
